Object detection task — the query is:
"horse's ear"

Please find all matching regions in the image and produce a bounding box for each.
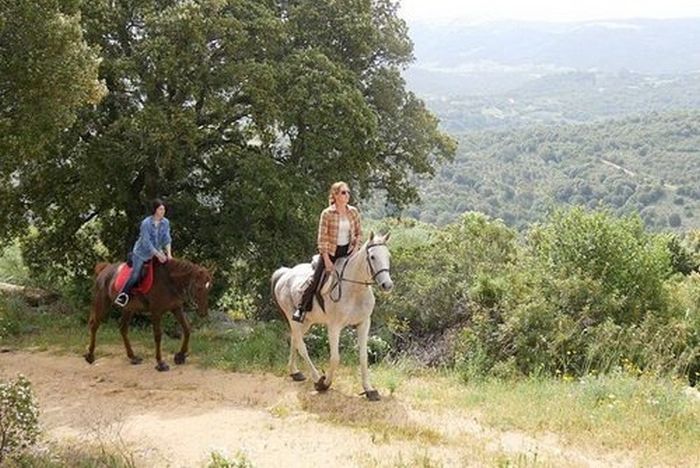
[384,231,391,242]
[369,231,375,241]
[203,260,218,276]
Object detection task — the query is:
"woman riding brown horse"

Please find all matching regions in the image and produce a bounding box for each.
[84,258,213,371]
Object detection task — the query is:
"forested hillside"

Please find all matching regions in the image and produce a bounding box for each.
[427,71,700,132]
[369,111,700,230]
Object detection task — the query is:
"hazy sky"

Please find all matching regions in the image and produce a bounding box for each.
[399,0,700,22]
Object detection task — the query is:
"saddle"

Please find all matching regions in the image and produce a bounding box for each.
[112,259,155,295]
[307,255,350,311]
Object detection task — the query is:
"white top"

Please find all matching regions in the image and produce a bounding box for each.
[337,216,351,245]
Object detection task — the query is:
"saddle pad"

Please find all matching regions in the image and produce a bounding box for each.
[112,261,155,295]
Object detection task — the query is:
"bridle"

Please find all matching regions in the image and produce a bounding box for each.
[182,269,211,308]
[330,242,390,302]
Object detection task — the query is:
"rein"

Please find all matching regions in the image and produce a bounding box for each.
[329,243,389,302]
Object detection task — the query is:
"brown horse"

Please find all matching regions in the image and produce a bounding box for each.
[84,258,213,371]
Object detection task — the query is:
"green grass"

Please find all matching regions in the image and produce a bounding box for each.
[0,241,32,286]
[398,372,700,466]
[3,439,136,468]
[193,321,289,373]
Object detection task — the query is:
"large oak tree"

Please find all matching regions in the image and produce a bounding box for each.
[0,0,455,306]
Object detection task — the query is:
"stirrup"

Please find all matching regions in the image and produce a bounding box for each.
[114,292,129,307]
[291,308,305,323]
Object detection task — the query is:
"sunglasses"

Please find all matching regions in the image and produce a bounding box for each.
[339,190,351,195]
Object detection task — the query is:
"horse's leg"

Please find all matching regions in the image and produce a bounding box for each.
[290,322,322,386]
[119,310,142,365]
[171,307,190,365]
[288,329,305,381]
[321,325,341,391]
[152,313,169,371]
[357,317,380,401]
[84,293,108,364]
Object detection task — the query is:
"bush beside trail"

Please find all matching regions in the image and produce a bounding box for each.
[0,375,40,465]
[375,208,700,382]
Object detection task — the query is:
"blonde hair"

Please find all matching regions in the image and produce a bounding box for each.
[328,181,349,206]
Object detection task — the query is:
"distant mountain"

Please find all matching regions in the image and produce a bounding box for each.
[405,18,700,97]
[425,71,700,132]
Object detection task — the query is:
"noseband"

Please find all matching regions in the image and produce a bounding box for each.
[365,243,391,282]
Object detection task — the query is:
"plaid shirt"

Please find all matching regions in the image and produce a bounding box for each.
[317,204,362,255]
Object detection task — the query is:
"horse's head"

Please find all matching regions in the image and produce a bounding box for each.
[365,231,393,293]
[192,266,214,317]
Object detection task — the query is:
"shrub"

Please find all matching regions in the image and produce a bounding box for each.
[453,208,699,379]
[0,375,40,464]
[528,207,671,325]
[208,450,253,468]
[376,212,518,338]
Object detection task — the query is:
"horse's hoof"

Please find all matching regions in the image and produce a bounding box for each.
[174,352,186,365]
[362,390,381,402]
[290,372,306,382]
[155,361,170,372]
[129,356,143,365]
[84,353,95,364]
[314,376,330,392]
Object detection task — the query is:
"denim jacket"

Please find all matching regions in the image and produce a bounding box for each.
[132,216,172,261]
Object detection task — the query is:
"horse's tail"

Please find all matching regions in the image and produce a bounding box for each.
[270,267,289,322]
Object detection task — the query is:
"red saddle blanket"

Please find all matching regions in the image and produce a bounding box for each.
[112,261,155,295]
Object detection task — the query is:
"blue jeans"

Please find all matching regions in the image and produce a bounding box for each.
[121,255,147,295]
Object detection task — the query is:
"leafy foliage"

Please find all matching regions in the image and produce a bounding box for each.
[0,0,105,164]
[376,213,517,340]
[374,208,699,380]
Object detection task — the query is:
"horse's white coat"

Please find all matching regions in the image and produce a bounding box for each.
[271,233,393,397]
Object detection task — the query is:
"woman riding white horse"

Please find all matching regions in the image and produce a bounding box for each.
[271,182,393,400]
[293,181,361,323]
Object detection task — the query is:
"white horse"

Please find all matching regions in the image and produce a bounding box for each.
[271,232,393,401]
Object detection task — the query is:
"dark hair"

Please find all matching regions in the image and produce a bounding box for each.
[151,198,166,214]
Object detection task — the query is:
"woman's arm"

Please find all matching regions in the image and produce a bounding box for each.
[352,207,362,251]
[139,218,158,256]
[162,219,173,259]
[317,210,334,271]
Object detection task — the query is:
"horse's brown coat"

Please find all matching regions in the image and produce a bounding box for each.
[84,258,213,371]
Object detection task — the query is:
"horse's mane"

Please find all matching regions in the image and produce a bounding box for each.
[165,258,205,290]
[361,236,387,250]
[95,262,110,277]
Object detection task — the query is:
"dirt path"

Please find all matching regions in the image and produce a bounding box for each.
[0,350,632,467]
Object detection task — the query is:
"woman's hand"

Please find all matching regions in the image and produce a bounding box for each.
[156,252,167,263]
[324,258,334,272]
